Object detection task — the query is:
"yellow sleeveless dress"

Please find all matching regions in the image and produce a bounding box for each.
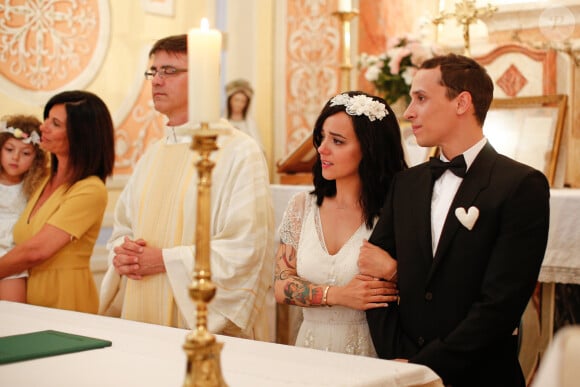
[13,175,107,313]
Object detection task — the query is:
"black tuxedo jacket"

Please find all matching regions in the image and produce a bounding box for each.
[367,143,550,387]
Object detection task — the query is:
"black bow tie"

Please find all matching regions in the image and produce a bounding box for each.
[429,155,467,180]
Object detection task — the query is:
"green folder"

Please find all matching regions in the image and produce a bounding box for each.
[0,330,112,364]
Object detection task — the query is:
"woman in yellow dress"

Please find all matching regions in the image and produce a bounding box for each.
[0,90,115,313]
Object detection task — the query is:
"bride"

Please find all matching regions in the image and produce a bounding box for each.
[274,91,405,356]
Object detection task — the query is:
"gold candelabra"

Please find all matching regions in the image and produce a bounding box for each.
[333,8,359,91]
[432,0,497,56]
[183,122,227,387]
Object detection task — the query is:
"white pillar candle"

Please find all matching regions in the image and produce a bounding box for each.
[188,18,222,125]
[338,0,351,12]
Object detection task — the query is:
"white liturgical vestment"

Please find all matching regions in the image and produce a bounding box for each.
[99,121,274,340]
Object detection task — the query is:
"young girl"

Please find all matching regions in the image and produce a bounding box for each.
[0,115,47,302]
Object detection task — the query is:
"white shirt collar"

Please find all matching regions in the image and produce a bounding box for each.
[441,137,487,173]
[164,122,193,144]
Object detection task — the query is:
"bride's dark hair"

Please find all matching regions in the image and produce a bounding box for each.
[311,91,407,229]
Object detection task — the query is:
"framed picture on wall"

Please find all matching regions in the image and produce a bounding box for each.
[399,120,438,167]
[141,0,174,16]
[483,94,567,186]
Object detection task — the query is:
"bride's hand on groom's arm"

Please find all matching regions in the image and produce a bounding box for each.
[326,275,398,311]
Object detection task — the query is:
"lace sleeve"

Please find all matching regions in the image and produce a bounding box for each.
[278,191,311,251]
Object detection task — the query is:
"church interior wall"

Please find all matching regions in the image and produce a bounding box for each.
[2,1,578,187]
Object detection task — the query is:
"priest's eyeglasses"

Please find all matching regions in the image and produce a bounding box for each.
[144,66,188,80]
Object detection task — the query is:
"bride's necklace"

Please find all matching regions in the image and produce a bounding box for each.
[332,200,360,210]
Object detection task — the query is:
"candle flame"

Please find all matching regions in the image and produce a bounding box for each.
[201,18,209,31]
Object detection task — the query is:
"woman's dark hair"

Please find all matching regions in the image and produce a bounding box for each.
[311,91,407,228]
[43,90,115,185]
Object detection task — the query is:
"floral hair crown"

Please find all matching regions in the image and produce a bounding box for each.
[330,93,388,122]
[0,121,41,146]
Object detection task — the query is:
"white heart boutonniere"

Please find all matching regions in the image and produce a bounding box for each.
[455,206,479,230]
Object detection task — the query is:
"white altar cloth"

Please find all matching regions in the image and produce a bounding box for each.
[517,189,580,380]
[0,301,442,387]
[539,189,580,285]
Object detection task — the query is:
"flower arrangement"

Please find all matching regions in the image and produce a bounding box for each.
[359,36,433,106]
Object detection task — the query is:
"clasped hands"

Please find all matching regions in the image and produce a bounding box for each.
[113,236,165,280]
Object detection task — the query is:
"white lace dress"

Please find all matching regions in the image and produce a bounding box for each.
[279,191,377,357]
[0,182,27,279]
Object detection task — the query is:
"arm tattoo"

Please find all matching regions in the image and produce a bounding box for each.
[275,243,324,307]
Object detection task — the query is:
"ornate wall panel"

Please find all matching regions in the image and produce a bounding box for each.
[0,0,110,106]
[109,44,166,178]
[475,44,557,98]
[113,81,165,177]
[284,0,340,153]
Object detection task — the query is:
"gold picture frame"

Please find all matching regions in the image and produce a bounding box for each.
[483,94,567,186]
[398,120,439,166]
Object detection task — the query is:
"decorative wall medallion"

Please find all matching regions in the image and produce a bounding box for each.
[496,64,528,97]
[0,0,110,105]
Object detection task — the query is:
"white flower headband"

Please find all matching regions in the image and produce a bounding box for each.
[0,121,41,145]
[330,94,389,122]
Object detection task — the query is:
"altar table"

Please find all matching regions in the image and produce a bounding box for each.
[536,188,580,348]
[519,189,580,383]
[0,301,443,387]
[539,189,580,286]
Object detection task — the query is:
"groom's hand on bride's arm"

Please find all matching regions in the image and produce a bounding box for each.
[358,239,397,282]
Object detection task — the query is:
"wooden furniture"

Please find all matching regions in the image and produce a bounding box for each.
[276,134,315,185]
[484,95,567,186]
[270,184,312,345]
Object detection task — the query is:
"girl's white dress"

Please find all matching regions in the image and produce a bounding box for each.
[0,182,27,279]
[0,182,26,255]
[279,191,377,357]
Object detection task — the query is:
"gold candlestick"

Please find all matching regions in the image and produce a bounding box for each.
[183,122,227,387]
[333,9,359,91]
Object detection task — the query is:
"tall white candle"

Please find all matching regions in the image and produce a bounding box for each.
[188,18,222,124]
[338,0,351,12]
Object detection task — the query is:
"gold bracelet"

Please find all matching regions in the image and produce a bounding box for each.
[322,285,330,307]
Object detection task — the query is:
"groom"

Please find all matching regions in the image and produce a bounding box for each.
[362,54,550,387]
